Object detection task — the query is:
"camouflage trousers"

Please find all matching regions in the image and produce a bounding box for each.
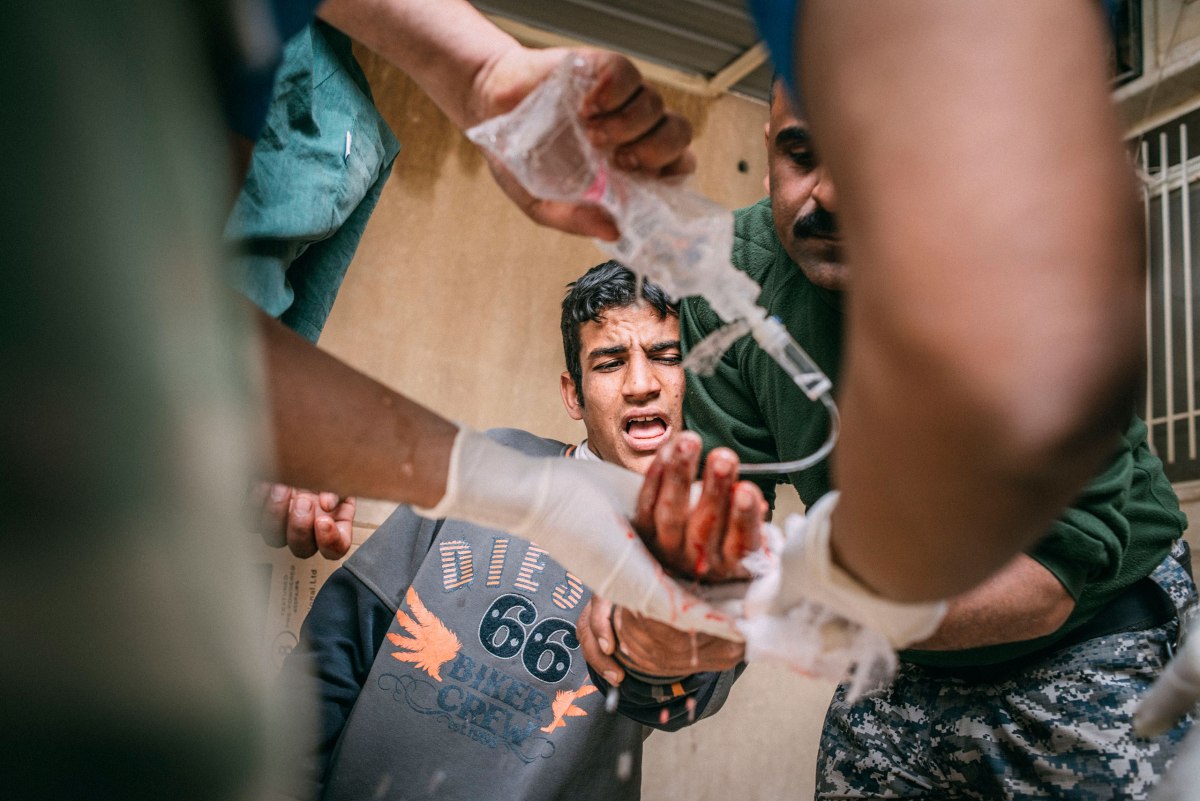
[817,546,1197,801]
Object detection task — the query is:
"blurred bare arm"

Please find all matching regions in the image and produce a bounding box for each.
[258,309,457,508]
[800,1,1143,601]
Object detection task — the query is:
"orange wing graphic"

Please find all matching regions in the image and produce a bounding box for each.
[540,679,599,733]
[386,587,461,681]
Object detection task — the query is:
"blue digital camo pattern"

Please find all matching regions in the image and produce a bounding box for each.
[817,543,1198,801]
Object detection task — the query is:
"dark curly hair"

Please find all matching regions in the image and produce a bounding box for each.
[560,261,676,407]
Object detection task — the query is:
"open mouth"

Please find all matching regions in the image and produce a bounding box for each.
[623,414,671,451]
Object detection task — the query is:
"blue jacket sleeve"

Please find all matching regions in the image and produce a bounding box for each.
[273,566,394,800]
[586,663,746,732]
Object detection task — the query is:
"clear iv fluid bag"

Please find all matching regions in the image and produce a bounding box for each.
[467,57,838,475]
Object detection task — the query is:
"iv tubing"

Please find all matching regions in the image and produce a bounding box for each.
[738,391,840,476]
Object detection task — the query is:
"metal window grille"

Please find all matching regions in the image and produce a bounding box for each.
[1139,117,1200,482]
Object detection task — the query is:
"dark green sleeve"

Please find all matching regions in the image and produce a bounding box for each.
[681,296,786,509]
[741,327,836,509]
[680,282,840,510]
[680,198,843,510]
[1028,415,1185,626]
[1026,443,1133,601]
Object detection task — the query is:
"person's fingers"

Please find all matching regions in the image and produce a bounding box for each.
[586,83,663,151]
[286,492,318,559]
[526,199,620,241]
[584,86,695,176]
[248,481,271,511]
[658,148,697,178]
[322,496,357,558]
[612,607,671,675]
[579,51,647,118]
[314,515,352,560]
[634,439,670,543]
[613,608,687,675]
[258,483,292,548]
[484,155,620,240]
[332,496,357,523]
[591,597,617,655]
[578,599,625,686]
[614,608,746,675]
[653,434,700,567]
[720,482,765,579]
[318,491,340,512]
[579,51,696,177]
[614,113,695,175]
[611,606,653,673]
[690,448,737,577]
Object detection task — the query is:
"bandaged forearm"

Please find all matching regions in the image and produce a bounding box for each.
[734,492,947,697]
[415,427,739,639]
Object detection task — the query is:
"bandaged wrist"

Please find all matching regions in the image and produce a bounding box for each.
[731,492,946,698]
[770,492,947,649]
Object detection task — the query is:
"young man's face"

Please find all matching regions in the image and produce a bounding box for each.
[560,303,685,475]
[766,86,849,292]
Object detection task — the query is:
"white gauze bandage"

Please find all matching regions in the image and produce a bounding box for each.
[415,427,741,640]
[735,491,947,698]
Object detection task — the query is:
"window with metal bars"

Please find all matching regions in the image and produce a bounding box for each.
[1137,107,1200,483]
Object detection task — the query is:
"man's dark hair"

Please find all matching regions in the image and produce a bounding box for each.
[561,261,676,407]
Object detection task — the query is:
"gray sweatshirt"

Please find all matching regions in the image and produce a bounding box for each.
[278,429,735,801]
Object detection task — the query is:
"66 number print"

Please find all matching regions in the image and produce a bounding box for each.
[479,594,579,683]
